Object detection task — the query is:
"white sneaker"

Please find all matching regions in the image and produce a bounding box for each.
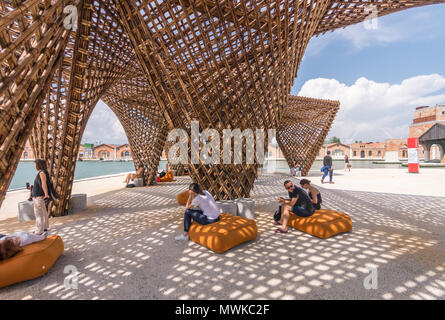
[175,234,189,241]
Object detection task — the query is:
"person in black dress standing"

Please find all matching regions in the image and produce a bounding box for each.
[32,159,50,235]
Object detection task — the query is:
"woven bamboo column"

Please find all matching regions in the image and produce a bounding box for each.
[277,96,340,176]
[109,0,335,199]
[29,0,143,216]
[0,0,72,209]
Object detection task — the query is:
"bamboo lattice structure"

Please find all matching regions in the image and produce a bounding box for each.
[1,0,444,214]
[277,96,340,177]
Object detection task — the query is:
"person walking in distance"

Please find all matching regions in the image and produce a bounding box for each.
[344,154,351,172]
[321,151,334,184]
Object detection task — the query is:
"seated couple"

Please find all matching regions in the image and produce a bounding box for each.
[0,231,46,261]
[158,163,169,178]
[275,179,322,234]
[175,183,220,241]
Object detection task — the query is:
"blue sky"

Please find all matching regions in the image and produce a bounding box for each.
[84,3,445,145]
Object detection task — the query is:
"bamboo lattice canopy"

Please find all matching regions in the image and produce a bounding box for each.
[1,0,444,215]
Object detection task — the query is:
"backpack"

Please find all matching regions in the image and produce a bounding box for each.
[43,171,58,205]
[274,205,282,222]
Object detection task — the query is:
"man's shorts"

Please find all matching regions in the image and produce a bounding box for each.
[291,206,313,217]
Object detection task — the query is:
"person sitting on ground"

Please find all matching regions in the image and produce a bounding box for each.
[125,165,144,185]
[159,169,167,178]
[158,163,170,178]
[175,183,220,241]
[275,180,315,233]
[295,164,302,177]
[290,164,301,177]
[0,231,46,261]
[299,179,322,210]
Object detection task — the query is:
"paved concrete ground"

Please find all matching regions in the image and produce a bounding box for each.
[0,172,444,300]
[306,168,445,197]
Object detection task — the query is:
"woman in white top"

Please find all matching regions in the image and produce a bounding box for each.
[0,232,46,260]
[175,183,220,241]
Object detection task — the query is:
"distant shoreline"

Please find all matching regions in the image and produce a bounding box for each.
[7,171,134,193]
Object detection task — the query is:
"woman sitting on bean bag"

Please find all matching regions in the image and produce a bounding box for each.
[175,183,220,241]
[299,179,323,210]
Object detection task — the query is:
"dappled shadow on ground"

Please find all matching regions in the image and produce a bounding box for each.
[0,175,444,300]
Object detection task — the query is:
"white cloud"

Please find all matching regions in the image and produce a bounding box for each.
[306,7,444,55]
[297,74,445,143]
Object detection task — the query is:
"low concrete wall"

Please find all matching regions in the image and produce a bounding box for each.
[216,200,237,216]
[133,178,144,187]
[236,198,255,220]
[69,194,87,214]
[215,198,255,219]
[18,200,35,221]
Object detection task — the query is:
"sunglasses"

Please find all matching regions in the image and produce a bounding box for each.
[286,184,294,190]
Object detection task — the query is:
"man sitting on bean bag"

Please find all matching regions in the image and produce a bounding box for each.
[275,180,314,234]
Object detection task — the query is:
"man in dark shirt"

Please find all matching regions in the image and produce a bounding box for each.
[322,151,334,184]
[275,180,314,233]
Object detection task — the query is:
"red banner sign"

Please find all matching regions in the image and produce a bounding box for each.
[407,138,419,173]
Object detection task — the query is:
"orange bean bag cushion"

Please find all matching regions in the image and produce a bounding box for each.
[288,209,352,239]
[177,190,189,206]
[159,170,174,182]
[188,213,258,253]
[0,235,64,288]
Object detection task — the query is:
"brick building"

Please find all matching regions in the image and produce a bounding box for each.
[409,104,445,163]
[20,140,35,160]
[383,139,408,162]
[317,143,351,159]
[116,144,132,160]
[93,143,133,161]
[349,142,386,160]
[94,144,120,160]
[316,140,407,161]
